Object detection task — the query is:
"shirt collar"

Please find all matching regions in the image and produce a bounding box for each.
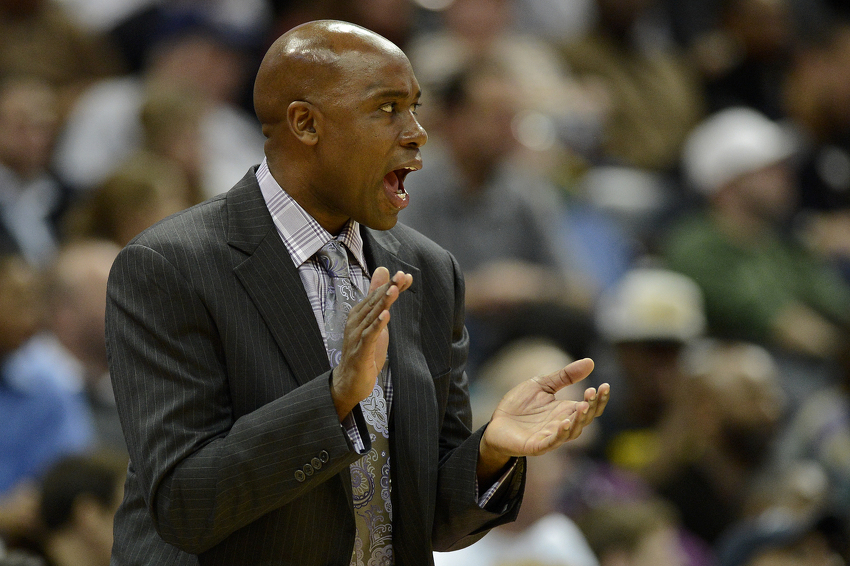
[256,158,368,273]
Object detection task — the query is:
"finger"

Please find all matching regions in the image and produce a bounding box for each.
[566,401,591,441]
[346,303,392,361]
[593,383,611,417]
[582,387,604,420]
[346,270,410,345]
[369,266,390,293]
[533,358,595,394]
[390,271,413,293]
[348,278,398,329]
[541,411,585,452]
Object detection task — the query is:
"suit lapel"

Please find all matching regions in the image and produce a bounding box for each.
[361,227,423,420]
[363,228,436,561]
[226,170,329,386]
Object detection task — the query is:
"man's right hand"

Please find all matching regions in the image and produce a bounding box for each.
[330,267,413,420]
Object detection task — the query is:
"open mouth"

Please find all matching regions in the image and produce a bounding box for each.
[383,166,417,208]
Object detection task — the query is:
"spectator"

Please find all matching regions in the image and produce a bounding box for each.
[434,338,600,566]
[53,11,265,198]
[406,0,608,172]
[401,60,595,373]
[591,265,706,475]
[41,240,125,453]
[576,498,689,566]
[0,255,94,496]
[656,340,787,545]
[0,0,124,118]
[716,509,847,566]
[37,452,127,566]
[0,77,71,267]
[775,346,850,518]
[135,86,207,205]
[63,151,192,248]
[560,0,705,173]
[784,25,850,282]
[665,106,850,360]
[699,0,798,120]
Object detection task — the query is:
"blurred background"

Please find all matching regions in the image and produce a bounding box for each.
[2,0,850,565]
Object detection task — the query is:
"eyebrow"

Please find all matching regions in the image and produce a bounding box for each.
[368,87,421,101]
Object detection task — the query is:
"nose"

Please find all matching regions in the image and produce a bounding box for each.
[402,113,428,149]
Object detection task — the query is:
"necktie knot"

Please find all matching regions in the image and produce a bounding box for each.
[317,240,351,279]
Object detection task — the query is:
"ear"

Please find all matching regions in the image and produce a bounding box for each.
[287,101,320,146]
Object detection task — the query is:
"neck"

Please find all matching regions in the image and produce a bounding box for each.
[711,206,769,244]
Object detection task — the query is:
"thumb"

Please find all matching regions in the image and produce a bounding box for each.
[533,358,595,394]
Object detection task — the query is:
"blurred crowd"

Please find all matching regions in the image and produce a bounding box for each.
[2,0,850,565]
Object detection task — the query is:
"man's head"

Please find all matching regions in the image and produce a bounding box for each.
[685,340,785,468]
[0,76,59,181]
[253,20,427,234]
[436,61,522,187]
[40,453,127,566]
[683,107,797,223]
[45,240,120,380]
[578,498,687,566]
[595,267,706,419]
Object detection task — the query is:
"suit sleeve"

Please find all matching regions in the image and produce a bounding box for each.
[431,251,525,551]
[106,243,363,554]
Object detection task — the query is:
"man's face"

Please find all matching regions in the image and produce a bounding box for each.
[448,73,520,171]
[0,80,57,178]
[736,162,797,223]
[306,48,427,233]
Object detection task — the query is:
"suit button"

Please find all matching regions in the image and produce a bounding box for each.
[294,470,306,482]
[319,450,330,463]
[311,457,322,470]
[303,463,314,476]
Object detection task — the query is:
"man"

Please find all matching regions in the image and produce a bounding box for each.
[39,452,127,566]
[666,106,850,360]
[106,20,609,565]
[0,76,70,267]
[44,240,126,453]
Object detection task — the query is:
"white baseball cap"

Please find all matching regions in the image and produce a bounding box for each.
[683,107,795,195]
[596,267,706,343]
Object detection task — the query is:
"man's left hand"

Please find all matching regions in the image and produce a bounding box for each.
[477,358,609,482]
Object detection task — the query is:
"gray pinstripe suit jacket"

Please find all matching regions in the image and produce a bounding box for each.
[105,168,525,565]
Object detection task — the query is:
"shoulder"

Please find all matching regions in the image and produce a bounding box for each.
[128,194,229,259]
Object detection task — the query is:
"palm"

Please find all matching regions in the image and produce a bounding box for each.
[481,359,609,458]
[488,382,583,455]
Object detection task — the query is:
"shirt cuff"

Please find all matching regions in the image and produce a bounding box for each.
[341,412,367,454]
[476,458,518,509]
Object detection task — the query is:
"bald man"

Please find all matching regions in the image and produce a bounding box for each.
[106,20,609,566]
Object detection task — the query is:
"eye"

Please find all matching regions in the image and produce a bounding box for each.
[380,102,394,113]
[411,103,421,115]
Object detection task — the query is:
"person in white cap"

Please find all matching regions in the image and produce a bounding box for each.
[663,107,850,360]
[590,265,706,474]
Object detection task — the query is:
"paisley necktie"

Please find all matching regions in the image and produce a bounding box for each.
[316,240,393,566]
